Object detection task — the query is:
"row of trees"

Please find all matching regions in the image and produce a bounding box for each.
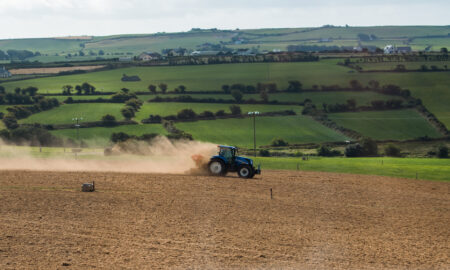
[0,49,40,60]
[61,83,96,95]
[147,83,187,94]
[2,98,60,129]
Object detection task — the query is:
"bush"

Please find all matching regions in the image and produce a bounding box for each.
[317,145,341,157]
[121,106,135,119]
[199,110,215,118]
[111,132,131,143]
[437,145,449,158]
[2,115,19,129]
[345,144,364,157]
[125,98,143,112]
[229,105,242,115]
[111,92,137,102]
[259,149,271,157]
[271,137,288,147]
[231,89,243,103]
[101,114,118,127]
[385,144,401,157]
[5,126,62,146]
[177,109,197,120]
[215,110,226,117]
[361,137,378,156]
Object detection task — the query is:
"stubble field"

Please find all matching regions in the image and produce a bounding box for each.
[0,170,449,269]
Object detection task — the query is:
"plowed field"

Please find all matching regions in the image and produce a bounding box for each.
[0,170,449,269]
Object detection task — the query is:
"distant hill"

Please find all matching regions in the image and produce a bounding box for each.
[0,26,449,63]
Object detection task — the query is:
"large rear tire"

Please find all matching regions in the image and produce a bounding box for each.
[208,159,227,176]
[238,165,253,179]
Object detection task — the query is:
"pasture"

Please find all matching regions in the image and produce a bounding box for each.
[134,103,303,120]
[176,115,349,148]
[254,156,450,181]
[20,103,125,125]
[50,124,167,145]
[328,109,442,140]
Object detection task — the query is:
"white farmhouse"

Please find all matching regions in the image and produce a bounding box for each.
[0,66,11,78]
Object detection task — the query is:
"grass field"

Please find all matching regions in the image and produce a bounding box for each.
[0,62,351,93]
[20,103,124,125]
[176,116,349,148]
[254,156,450,181]
[50,124,167,146]
[329,109,442,140]
[357,61,450,71]
[135,103,303,120]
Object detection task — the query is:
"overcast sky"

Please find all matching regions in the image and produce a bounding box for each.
[0,0,448,39]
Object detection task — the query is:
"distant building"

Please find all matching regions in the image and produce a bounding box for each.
[384,45,412,54]
[138,52,161,61]
[119,57,132,62]
[0,66,11,78]
[190,51,220,56]
[234,48,255,56]
[397,46,412,53]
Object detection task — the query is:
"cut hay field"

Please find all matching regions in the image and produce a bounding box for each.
[20,103,125,125]
[9,65,105,75]
[328,109,442,140]
[0,170,448,269]
[176,116,349,148]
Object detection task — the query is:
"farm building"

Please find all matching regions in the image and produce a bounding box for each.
[397,46,412,53]
[0,66,11,78]
[384,45,412,54]
[138,52,161,61]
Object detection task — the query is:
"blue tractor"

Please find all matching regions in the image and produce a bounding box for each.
[208,145,261,178]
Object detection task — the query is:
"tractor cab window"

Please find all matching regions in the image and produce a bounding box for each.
[219,147,234,162]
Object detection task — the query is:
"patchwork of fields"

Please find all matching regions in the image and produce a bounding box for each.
[176,116,349,148]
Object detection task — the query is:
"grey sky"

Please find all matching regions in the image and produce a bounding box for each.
[0,0,448,39]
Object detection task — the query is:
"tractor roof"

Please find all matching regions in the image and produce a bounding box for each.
[218,145,237,150]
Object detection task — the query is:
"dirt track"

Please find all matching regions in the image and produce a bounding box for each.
[0,170,449,269]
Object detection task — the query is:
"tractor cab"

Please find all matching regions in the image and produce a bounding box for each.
[208,145,261,178]
[218,145,236,163]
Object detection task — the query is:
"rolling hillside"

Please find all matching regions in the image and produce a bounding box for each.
[0,26,448,63]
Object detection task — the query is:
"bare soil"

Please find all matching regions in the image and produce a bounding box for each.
[0,170,449,269]
[9,65,105,75]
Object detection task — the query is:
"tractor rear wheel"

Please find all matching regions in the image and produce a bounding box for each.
[238,165,253,178]
[208,159,227,176]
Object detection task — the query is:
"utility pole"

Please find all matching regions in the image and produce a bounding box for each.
[248,111,259,157]
[72,117,83,142]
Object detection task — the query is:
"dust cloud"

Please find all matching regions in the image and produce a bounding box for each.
[0,137,217,174]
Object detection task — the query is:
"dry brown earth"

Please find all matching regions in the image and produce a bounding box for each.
[0,170,449,269]
[9,66,105,75]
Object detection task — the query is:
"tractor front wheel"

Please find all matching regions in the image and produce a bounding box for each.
[238,165,254,179]
[208,159,227,176]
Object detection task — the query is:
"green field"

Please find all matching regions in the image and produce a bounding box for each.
[135,103,303,120]
[0,62,351,93]
[176,116,349,148]
[20,103,124,125]
[3,58,449,129]
[357,61,450,71]
[254,156,450,181]
[49,95,114,102]
[0,26,448,64]
[50,124,167,146]
[329,109,442,140]
[143,91,397,106]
